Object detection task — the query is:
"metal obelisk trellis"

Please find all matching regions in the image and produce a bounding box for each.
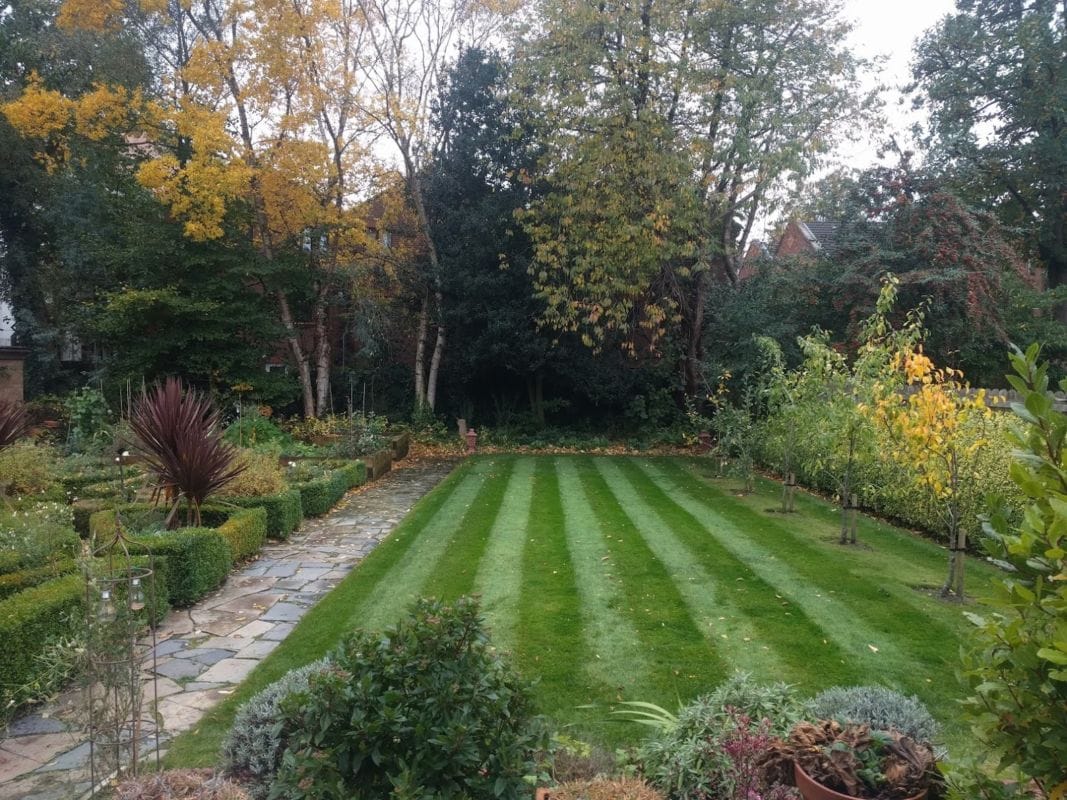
[84,512,160,796]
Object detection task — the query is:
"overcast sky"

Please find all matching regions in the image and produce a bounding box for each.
[837,0,958,169]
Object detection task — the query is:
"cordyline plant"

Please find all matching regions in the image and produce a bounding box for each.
[129,378,244,529]
[0,400,29,451]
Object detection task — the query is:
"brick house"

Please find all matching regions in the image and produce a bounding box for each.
[738,219,840,280]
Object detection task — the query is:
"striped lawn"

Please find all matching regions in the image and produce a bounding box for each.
[165,455,995,767]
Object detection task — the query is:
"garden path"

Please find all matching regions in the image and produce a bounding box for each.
[0,457,457,800]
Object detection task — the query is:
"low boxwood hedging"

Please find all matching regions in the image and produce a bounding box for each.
[0,574,84,700]
[0,558,78,601]
[223,488,303,540]
[88,507,234,606]
[200,506,268,562]
[72,499,109,537]
[294,462,364,517]
[126,529,232,607]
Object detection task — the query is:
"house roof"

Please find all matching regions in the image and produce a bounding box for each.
[797,220,840,252]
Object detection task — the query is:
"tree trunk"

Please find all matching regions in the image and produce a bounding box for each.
[840,430,855,544]
[528,371,545,426]
[276,290,316,418]
[414,293,429,410]
[426,302,445,411]
[402,152,447,413]
[683,268,710,397]
[313,283,332,417]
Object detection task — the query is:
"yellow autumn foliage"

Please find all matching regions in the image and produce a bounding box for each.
[2,75,73,140]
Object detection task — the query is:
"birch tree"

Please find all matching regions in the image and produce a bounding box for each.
[354,0,510,412]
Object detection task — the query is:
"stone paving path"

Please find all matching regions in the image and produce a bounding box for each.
[0,458,456,800]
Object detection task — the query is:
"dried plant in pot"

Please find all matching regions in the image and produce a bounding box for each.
[129,378,245,528]
[760,720,940,800]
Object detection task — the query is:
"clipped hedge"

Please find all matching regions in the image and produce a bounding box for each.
[72,499,109,537]
[0,574,83,700]
[294,464,358,517]
[88,504,233,607]
[339,460,367,490]
[200,506,268,562]
[126,529,232,607]
[224,489,303,540]
[0,558,78,601]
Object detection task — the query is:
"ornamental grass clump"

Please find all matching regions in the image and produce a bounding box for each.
[129,378,244,528]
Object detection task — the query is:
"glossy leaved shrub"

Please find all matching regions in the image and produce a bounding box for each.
[270,597,547,800]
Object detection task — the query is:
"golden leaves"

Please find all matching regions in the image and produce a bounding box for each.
[75,84,139,140]
[57,0,126,32]
[2,74,73,141]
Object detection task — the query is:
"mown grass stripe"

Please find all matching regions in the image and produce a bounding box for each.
[634,459,942,686]
[657,458,965,650]
[470,457,536,651]
[555,457,651,694]
[684,458,997,597]
[518,458,603,733]
[358,458,498,629]
[571,458,725,709]
[594,458,820,685]
[421,457,516,603]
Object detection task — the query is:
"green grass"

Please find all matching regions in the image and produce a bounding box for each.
[164,455,996,767]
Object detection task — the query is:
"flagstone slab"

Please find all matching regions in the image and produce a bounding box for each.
[196,657,259,685]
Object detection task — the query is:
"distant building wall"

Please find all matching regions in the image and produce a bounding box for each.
[0,302,12,347]
[0,348,27,404]
[775,221,816,258]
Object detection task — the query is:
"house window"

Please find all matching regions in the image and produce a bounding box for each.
[380,230,392,249]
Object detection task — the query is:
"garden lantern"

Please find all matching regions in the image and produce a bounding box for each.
[84,513,160,796]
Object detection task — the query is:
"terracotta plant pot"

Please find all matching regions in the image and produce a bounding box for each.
[794,763,927,800]
[534,788,551,800]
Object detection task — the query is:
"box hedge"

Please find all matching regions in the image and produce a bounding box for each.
[72,499,109,537]
[88,507,233,606]
[0,559,169,723]
[0,558,79,601]
[224,489,303,540]
[126,529,232,607]
[294,466,351,517]
[0,574,84,700]
[200,506,268,562]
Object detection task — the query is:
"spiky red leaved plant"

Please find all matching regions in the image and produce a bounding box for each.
[129,378,245,529]
[0,400,29,452]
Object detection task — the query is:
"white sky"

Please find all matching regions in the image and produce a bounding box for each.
[835,0,958,170]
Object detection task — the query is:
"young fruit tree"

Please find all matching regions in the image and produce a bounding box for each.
[871,341,992,600]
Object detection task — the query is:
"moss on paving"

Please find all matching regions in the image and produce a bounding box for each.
[165,454,994,768]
